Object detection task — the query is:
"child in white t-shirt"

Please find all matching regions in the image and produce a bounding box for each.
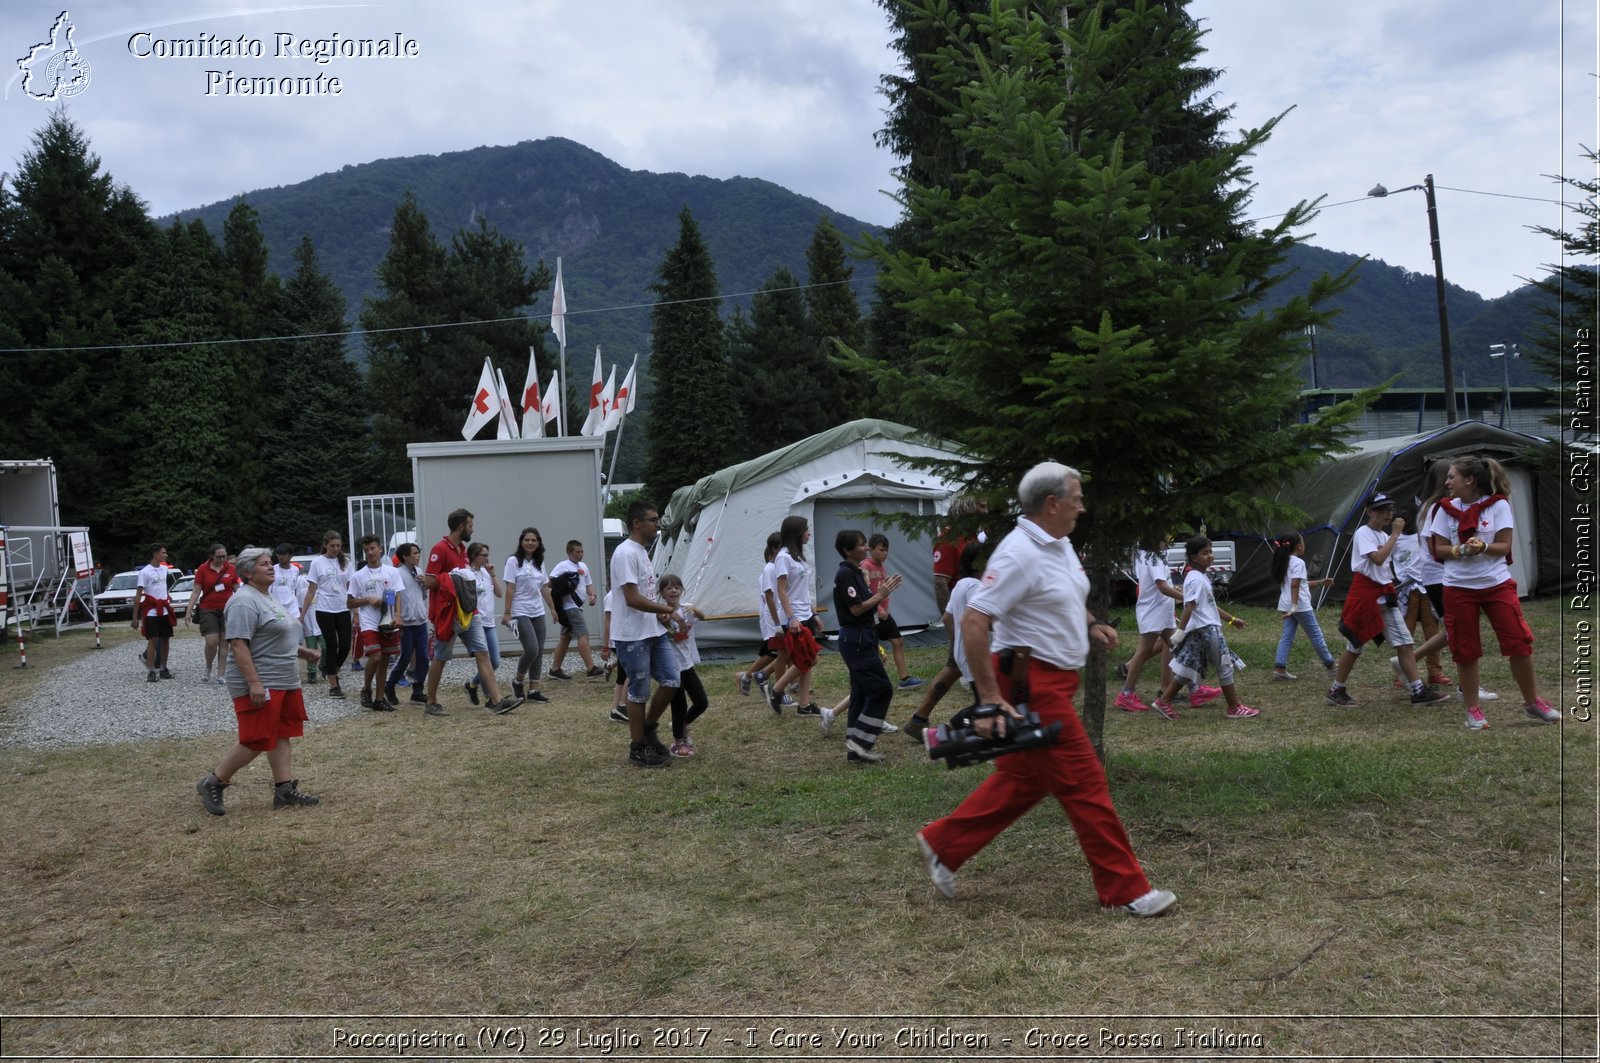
[1152,536,1257,720]
[659,574,709,756]
[1269,532,1335,680]
[1116,534,1183,712]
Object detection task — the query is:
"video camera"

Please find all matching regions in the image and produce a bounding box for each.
[925,702,1061,770]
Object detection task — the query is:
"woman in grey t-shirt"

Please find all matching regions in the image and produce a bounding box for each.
[195,547,324,816]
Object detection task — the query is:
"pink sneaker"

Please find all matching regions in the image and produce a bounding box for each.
[1114,690,1150,713]
[669,739,696,758]
[1150,697,1178,720]
[1189,685,1222,708]
[1225,704,1260,719]
[1524,697,1561,724]
[1465,706,1489,731]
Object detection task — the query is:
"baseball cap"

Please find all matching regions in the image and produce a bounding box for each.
[1367,492,1396,510]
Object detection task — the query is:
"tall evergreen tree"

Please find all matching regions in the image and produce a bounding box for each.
[643,207,737,506]
[1529,148,1599,436]
[728,267,836,457]
[859,0,1372,752]
[804,217,867,421]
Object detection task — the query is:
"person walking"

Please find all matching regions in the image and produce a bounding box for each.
[825,529,901,762]
[504,527,555,704]
[189,543,240,685]
[302,530,352,700]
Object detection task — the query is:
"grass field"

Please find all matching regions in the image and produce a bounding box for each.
[0,597,1594,1059]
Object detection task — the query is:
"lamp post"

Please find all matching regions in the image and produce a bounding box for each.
[1489,341,1519,427]
[1368,175,1456,424]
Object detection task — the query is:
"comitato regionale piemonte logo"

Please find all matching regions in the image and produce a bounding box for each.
[17,10,92,100]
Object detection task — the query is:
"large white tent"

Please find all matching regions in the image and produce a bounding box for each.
[650,419,969,647]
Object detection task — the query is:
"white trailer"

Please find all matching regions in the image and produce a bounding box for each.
[0,459,98,641]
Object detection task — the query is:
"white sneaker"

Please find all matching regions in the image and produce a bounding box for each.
[1117,888,1177,917]
[879,720,899,734]
[819,707,836,736]
[1456,688,1501,702]
[917,832,956,899]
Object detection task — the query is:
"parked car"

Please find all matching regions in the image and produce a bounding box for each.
[170,575,195,618]
[1165,540,1237,596]
[93,566,181,619]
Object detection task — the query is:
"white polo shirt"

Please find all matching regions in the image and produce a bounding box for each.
[965,517,1091,671]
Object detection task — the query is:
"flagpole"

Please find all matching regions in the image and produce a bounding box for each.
[553,257,568,436]
[605,413,626,498]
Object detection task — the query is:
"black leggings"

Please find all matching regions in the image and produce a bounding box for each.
[316,610,352,677]
[670,666,708,740]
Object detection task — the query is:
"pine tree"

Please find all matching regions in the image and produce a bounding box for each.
[728,268,835,457]
[859,0,1372,752]
[643,207,738,507]
[1528,148,1598,437]
[804,217,867,421]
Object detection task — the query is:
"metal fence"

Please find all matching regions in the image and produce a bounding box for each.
[346,494,417,554]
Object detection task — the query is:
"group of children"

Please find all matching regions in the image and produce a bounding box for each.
[1112,453,1557,730]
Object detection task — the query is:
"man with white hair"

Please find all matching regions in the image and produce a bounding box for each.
[915,461,1176,917]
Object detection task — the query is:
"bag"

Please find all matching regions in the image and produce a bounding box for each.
[549,570,582,610]
[450,571,478,615]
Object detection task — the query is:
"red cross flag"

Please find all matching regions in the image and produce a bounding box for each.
[540,371,561,432]
[495,367,521,440]
[461,358,499,440]
[580,347,606,436]
[603,353,638,432]
[520,347,543,438]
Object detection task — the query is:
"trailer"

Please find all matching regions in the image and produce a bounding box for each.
[0,459,99,645]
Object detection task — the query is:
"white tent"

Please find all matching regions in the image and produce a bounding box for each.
[650,419,969,646]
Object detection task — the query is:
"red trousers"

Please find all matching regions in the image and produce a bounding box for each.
[920,660,1151,907]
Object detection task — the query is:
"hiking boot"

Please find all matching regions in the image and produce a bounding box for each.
[1410,686,1449,706]
[629,740,670,768]
[609,705,630,723]
[1525,697,1561,724]
[643,722,669,757]
[489,696,522,715]
[739,672,752,696]
[1150,697,1178,720]
[845,738,884,763]
[795,702,822,717]
[1225,704,1260,718]
[897,675,925,690]
[1115,888,1177,918]
[820,707,837,736]
[272,779,320,809]
[547,667,571,681]
[463,680,480,706]
[585,666,607,680]
[1114,690,1149,713]
[917,832,956,899]
[1465,706,1489,730]
[424,702,448,717]
[1188,685,1222,708]
[512,678,525,700]
[1325,687,1356,707]
[195,774,228,816]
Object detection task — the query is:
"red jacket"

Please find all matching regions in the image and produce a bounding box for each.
[1337,572,1393,648]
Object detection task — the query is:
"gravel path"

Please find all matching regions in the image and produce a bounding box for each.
[0,637,553,750]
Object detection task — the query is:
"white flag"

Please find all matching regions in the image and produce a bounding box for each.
[519,347,543,438]
[495,367,521,439]
[540,371,561,431]
[549,258,567,350]
[580,347,606,436]
[604,354,638,432]
[461,358,499,440]
[587,365,617,437]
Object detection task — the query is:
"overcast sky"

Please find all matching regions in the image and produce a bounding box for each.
[1,1,1593,301]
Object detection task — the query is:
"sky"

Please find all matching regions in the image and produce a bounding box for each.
[0,1,1594,301]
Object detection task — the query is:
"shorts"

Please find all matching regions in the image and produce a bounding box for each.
[766,634,787,652]
[195,609,226,637]
[558,605,588,639]
[1443,580,1533,664]
[875,614,903,642]
[435,618,488,660]
[357,628,401,657]
[233,687,308,752]
[1344,603,1413,655]
[141,614,173,639]
[616,632,680,704]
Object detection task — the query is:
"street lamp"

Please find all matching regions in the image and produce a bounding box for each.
[1368,175,1456,424]
[1489,341,1519,427]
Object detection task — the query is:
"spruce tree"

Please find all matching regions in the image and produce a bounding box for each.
[643,207,737,506]
[728,268,835,457]
[860,0,1371,751]
[804,218,867,421]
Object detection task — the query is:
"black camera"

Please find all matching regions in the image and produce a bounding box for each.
[925,702,1061,769]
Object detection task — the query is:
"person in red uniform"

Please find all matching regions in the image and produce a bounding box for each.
[189,543,240,684]
[916,461,1176,917]
[419,507,516,716]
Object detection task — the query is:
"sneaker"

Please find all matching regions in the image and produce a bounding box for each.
[609,705,630,723]
[669,739,696,758]
[820,707,836,735]
[209,675,223,685]
[917,832,956,899]
[360,692,378,710]
[1116,888,1177,918]
[1410,686,1449,705]
[769,690,784,715]
[383,685,400,707]
[643,723,669,757]
[1428,672,1454,687]
[1114,690,1149,713]
[489,696,522,715]
[904,716,928,741]
[527,690,550,703]
[1188,685,1222,708]
[463,680,480,706]
[272,779,320,809]
[328,684,346,700]
[845,738,884,763]
[753,670,770,700]
[547,668,571,681]
[898,675,925,690]
[147,669,159,684]
[738,672,752,696]
[424,702,448,717]
[1150,697,1178,720]
[409,690,428,705]
[1525,697,1561,724]
[880,720,900,734]
[1389,656,1404,689]
[1479,688,1500,702]
[1271,670,1297,681]
[195,774,228,816]
[1465,706,1489,730]
[585,666,607,680]
[512,678,525,700]
[795,702,822,717]
[629,740,670,768]
[781,693,797,707]
[163,669,176,681]
[1225,704,1260,718]
[1325,687,1356,707]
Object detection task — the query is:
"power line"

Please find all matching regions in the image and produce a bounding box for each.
[1247,184,1567,225]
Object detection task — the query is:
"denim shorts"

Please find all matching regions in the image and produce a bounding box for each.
[615,632,680,703]
[437,616,488,660]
